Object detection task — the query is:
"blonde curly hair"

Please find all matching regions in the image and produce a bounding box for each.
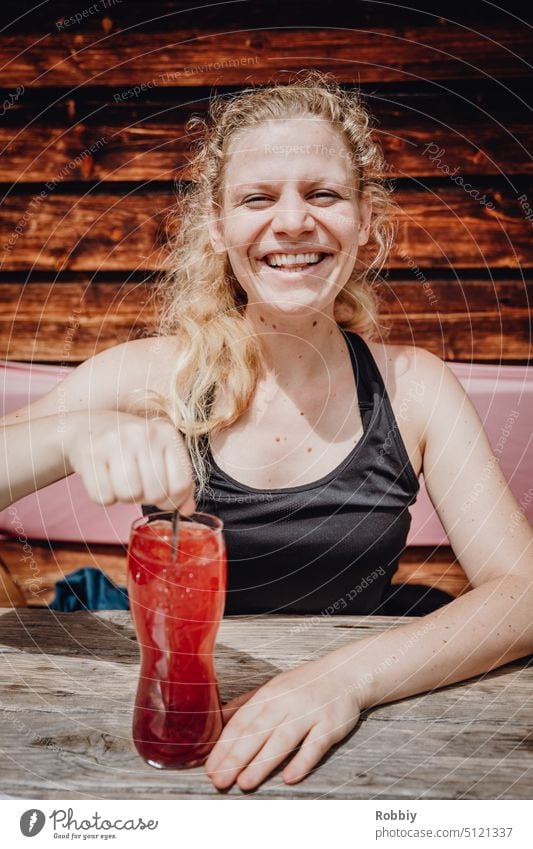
[143,71,397,495]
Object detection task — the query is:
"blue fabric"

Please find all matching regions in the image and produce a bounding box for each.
[49,567,129,611]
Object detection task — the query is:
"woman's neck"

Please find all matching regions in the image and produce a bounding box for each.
[245,307,346,384]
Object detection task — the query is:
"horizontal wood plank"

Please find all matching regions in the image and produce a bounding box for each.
[1,186,531,272]
[1,26,532,88]
[0,281,156,361]
[2,0,526,32]
[0,538,127,607]
[395,547,470,598]
[0,278,529,362]
[2,97,531,181]
[0,536,466,608]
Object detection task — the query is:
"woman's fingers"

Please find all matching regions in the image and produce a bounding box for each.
[205,718,273,790]
[283,723,341,785]
[235,721,310,791]
[107,454,144,502]
[79,458,115,506]
[283,727,331,785]
[136,439,172,506]
[69,412,196,511]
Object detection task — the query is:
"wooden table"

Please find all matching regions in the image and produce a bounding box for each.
[1,609,532,800]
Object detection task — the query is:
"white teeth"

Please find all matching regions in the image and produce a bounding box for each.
[264,252,324,267]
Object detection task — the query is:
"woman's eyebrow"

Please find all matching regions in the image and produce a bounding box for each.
[227,177,352,195]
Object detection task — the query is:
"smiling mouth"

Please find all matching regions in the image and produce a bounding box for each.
[260,251,331,273]
[259,253,331,274]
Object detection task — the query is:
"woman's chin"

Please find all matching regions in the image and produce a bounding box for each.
[247,296,334,322]
[245,276,336,313]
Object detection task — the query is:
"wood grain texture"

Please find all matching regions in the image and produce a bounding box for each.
[3,96,531,181]
[2,0,526,31]
[0,539,128,607]
[1,26,531,88]
[0,559,26,607]
[0,610,531,799]
[0,538,467,608]
[394,548,470,598]
[1,186,530,272]
[0,279,529,363]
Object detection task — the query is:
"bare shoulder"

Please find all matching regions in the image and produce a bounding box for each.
[366,339,445,385]
[1,335,179,425]
[63,335,180,407]
[365,340,458,469]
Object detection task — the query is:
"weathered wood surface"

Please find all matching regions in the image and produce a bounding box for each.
[394,548,470,598]
[0,278,529,363]
[3,96,531,181]
[0,559,25,607]
[0,539,128,607]
[0,610,532,799]
[3,0,525,31]
[0,538,465,608]
[1,187,530,272]
[2,26,531,88]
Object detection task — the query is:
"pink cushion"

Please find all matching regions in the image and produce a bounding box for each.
[0,361,141,544]
[0,359,531,545]
[407,362,533,544]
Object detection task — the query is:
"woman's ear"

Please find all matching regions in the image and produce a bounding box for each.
[357,189,372,247]
[207,205,226,255]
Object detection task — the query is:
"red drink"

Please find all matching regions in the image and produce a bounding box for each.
[128,512,226,769]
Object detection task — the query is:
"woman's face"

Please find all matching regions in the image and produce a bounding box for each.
[208,118,371,321]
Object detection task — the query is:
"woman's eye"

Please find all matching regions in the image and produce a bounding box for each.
[310,191,339,202]
[243,195,271,206]
[242,191,342,207]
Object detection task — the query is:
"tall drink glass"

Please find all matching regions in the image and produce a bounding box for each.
[128,511,226,769]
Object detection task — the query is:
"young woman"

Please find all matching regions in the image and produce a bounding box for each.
[1,74,532,791]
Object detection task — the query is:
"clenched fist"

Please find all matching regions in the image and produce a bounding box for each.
[62,410,195,513]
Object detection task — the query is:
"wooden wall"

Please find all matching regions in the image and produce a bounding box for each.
[0,0,531,365]
[0,1,531,605]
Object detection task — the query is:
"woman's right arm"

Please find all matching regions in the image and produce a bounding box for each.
[0,339,195,513]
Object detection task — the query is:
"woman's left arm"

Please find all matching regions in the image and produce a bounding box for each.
[338,350,533,708]
[205,351,533,791]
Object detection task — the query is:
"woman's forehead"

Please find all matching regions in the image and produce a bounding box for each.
[224,117,355,187]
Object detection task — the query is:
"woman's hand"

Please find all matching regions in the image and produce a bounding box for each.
[62,410,195,513]
[205,654,361,791]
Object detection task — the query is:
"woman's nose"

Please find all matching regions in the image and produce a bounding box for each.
[271,195,315,236]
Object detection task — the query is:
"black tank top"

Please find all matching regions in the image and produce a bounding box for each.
[144,331,420,615]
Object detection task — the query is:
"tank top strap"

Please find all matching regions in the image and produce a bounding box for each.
[341,329,379,411]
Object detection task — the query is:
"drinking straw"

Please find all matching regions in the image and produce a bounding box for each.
[171,510,180,563]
